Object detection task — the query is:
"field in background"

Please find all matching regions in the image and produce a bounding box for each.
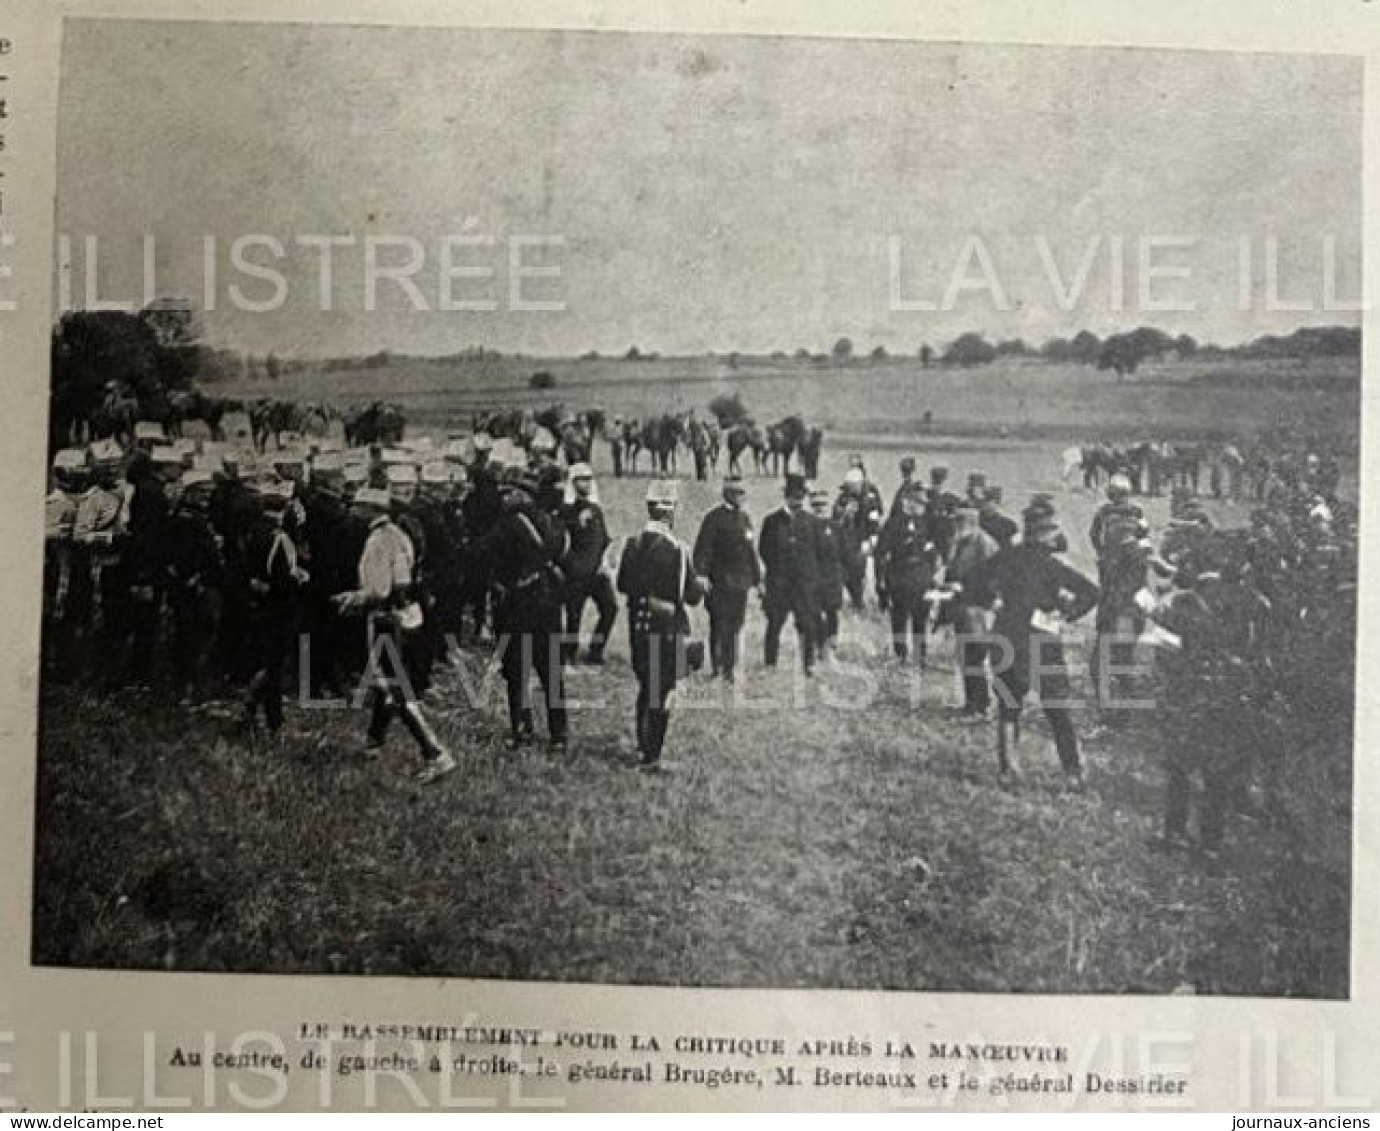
[217,354,1360,447]
[32,445,1352,994]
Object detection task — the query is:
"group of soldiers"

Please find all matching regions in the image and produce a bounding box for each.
[42,415,1355,852]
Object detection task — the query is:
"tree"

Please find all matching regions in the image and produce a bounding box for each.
[49,309,169,449]
[1175,333,1198,359]
[919,344,934,369]
[1041,337,1073,362]
[831,337,854,363]
[530,369,556,390]
[625,345,643,361]
[941,332,998,368]
[870,345,888,361]
[1069,330,1102,365]
[996,338,1029,358]
[1096,327,1173,378]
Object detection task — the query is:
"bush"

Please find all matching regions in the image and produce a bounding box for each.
[529,370,557,390]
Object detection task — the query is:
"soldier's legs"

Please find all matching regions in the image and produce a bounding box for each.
[888,591,911,659]
[763,590,787,668]
[958,617,991,713]
[708,587,746,680]
[498,632,534,739]
[587,572,618,662]
[790,588,817,672]
[843,562,865,610]
[563,587,589,662]
[533,627,568,746]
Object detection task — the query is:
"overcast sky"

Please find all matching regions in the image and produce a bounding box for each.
[56,20,1362,357]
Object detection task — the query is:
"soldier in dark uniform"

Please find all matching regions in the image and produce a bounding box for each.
[1150,535,1271,857]
[243,480,310,737]
[923,465,963,563]
[561,463,617,665]
[415,462,465,665]
[482,466,570,751]
[876,481,941,665]
[810,489,845,656]
[163,467,225,702]
[617,480,704,771]
[969,510,1100,785]
[833,463,883,611]
[300,457,354,699]
[759,473,823,676]
[947,504,999,720]
[879,456,917,612]
[460,436,502,640]
[111,451,170,688]
[692,474,761,683]
[209,453,261,684]
[978,485,1019,550]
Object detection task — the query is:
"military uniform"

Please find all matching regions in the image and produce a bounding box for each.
[759,496,823,673]
[561,495,617,663]
[483,491,570,748]
[1153,566,1270,852]
[163,483,225,698]
[876,501,940,664]
[969,541,1099,775]
[947,520,999,716]
[617,517,704,766]
[243,496,307,733]
[692,498,761,681]
[812,502,845,652]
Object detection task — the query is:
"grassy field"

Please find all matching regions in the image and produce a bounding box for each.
[218,353,1360,447]
[31,454,1352,995]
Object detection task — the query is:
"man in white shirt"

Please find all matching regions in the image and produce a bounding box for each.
[334,487,456,784]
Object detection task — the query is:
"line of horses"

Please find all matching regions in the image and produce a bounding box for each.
[58,380,828,481]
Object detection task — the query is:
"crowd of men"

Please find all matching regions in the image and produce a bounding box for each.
[43,415,1355,856]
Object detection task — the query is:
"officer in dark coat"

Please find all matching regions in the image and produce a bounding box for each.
[810,488,845,655]
[301,460,354,698]
[481,466,570,751]
[163,468,225,701]
[1150,536,1271,857]
[561,463,617,665]
[969,510,1100,784]
[460,437,502,640]
[691,473,761,683]
[833,461,883,611]
[617,480,704,770]
[759,472,823,675]
[243,481,310,736]
[876,480,941,665]
[978,485,1020,550]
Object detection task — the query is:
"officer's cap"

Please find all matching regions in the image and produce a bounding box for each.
[181,468,216,492]
[53,448,88,472]
[420,462,451,486]
[134,421,165,442]
[386,463,418,486]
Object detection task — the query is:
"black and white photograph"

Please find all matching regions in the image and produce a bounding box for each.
[33,19,1359,998]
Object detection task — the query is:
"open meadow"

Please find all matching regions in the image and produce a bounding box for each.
[32,418,1353,995]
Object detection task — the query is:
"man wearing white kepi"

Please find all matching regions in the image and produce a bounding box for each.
[334,486,456,784]
[617,480,704,772]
